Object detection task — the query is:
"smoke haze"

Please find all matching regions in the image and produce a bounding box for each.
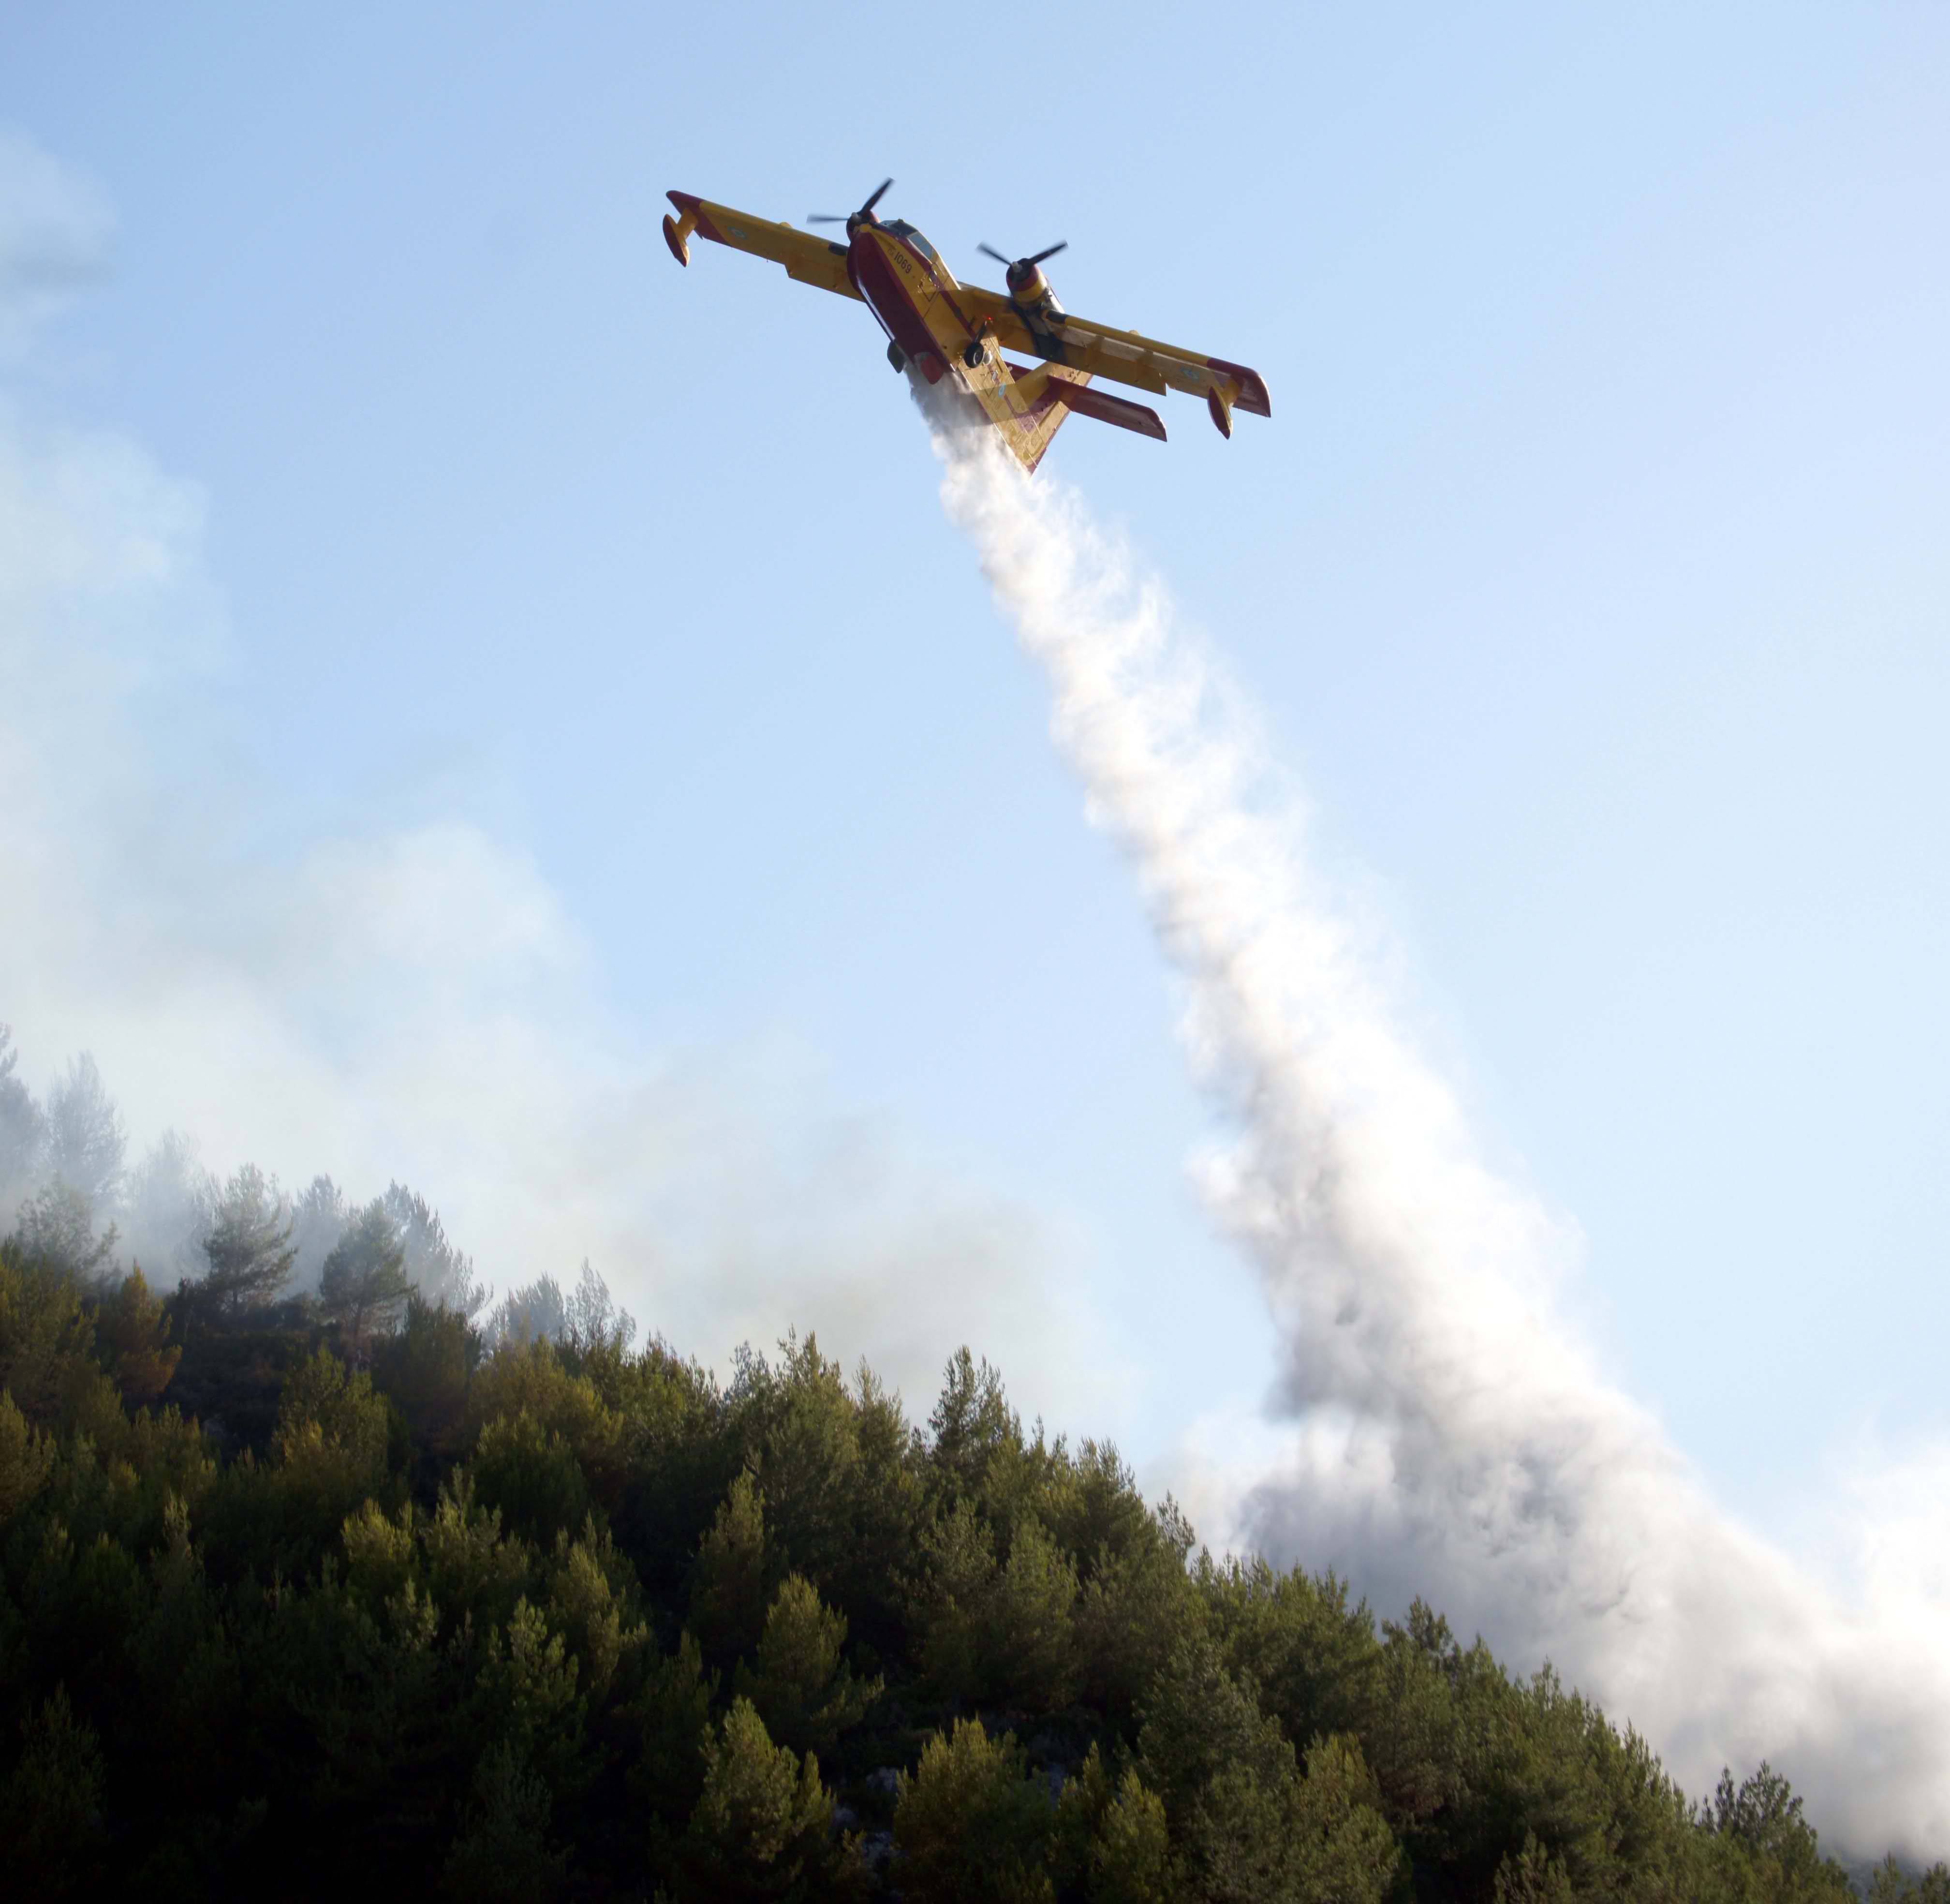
[924,389,1950,1858]
[0,124,1138,1436]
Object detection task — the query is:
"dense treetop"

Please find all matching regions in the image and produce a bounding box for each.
[0,1029,1941,1901]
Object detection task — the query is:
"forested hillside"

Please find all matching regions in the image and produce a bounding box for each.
[0,1032,1943,1901]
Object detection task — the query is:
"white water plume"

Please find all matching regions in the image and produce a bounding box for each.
[924,395,1950,1858]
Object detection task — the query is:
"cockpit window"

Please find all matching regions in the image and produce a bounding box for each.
[885,220,938,265]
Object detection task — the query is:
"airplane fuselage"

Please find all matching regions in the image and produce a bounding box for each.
[842,219,1083,463]
[842,219,962,377]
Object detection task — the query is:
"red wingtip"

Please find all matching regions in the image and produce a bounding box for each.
[1208,357,1270,418]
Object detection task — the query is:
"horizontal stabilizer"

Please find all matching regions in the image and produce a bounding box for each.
[1005,362,1165,443]
[1054,378,1167,442]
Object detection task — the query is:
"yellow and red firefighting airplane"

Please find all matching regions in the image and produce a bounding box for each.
[663,179,1270,472]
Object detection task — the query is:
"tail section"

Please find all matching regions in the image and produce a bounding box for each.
[1000,363,1167,472]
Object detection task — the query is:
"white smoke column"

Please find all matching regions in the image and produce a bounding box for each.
[925,398,1950,1857]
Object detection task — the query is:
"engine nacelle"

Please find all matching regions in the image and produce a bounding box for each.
[1005,259,1066,332]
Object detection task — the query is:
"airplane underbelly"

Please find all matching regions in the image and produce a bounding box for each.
[849,243,944,380]
[956,350,1020,424]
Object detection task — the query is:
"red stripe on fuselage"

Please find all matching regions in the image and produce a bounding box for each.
[847,230,972,376]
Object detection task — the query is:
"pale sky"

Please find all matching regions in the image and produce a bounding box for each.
[4,0,1948,1701]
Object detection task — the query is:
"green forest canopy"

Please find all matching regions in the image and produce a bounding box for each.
[0,1029,1943,1900]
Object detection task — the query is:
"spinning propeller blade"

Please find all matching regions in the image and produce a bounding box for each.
[980,239,1069,280]
[809,178,894,228]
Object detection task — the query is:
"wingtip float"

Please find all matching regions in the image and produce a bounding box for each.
[662,182,1269,474]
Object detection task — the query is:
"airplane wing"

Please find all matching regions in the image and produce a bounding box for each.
[957,282,1270,428]
[664,192,862,301]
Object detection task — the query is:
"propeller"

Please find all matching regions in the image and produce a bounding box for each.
[978,240,1068,288]
[809,178,894,227]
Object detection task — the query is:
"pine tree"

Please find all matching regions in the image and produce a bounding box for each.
[735,1572,881,1759]
[320,1199,411,1357]
[41,1052,125,1213]
[0,1687,107,1898]
[893,1717,1055,1904]
[682,1697,833,1902]
[94,1263,180,1405]
[196,1162,296,1316]
[691,1469,770,1666]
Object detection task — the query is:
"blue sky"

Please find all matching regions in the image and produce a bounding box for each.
[4,0,1948,1579]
